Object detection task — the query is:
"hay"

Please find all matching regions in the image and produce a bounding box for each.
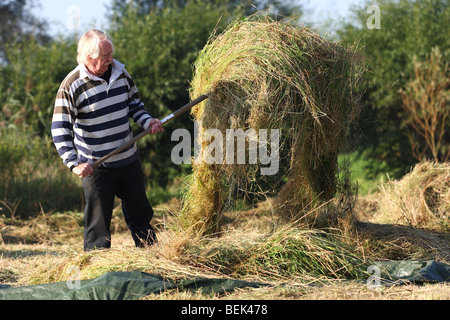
[372,161,449,230]
[180,15,364,236]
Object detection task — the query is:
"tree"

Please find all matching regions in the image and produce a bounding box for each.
[0,36,78,133]
[337,0,450,177]
[0,0,50,62]
[108,0,302,21]
[400,47,449,162]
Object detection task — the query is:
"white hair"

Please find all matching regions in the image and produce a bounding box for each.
[77,30,115,65]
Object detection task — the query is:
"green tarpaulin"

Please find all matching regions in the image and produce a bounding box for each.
[0,260,448,300]
[0,271,265,300]
[373,260,450,285]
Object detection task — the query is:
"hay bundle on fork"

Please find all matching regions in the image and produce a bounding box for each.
[179,16,364,236]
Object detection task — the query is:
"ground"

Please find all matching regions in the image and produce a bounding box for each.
[0,196,448,300]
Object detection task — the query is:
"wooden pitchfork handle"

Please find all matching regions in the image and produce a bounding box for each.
[91,93,209,169]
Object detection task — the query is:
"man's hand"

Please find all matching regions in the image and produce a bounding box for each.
[148,118,164,134]
[72,163,93,178]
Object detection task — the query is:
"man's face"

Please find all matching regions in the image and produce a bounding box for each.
[86,40,114,77]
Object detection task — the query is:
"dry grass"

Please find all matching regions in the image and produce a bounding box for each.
[1,219,367,286]
[1,160,449,300]
[1,228,448,300]
[357,161,449,231]
[1,176,449,301]
[221,281,450,300]
[181,15,365,236]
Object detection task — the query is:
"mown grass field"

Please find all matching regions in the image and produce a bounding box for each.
[1,162,448,300]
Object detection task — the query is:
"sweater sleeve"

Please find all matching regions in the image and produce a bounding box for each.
[51,87,79,169]
[124,68,153,130]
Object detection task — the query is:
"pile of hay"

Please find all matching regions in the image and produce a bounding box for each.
[179,16,364,236]
[371,161,449,230]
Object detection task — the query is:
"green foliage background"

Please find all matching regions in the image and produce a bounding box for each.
[337,0,450,178]
[0,0,448,217]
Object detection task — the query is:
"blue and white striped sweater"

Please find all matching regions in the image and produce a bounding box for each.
[51,60,152,169]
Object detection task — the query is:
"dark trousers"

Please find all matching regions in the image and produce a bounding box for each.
[81,159,157,251]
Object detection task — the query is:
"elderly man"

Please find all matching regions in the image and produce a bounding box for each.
[51,30,163,251]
